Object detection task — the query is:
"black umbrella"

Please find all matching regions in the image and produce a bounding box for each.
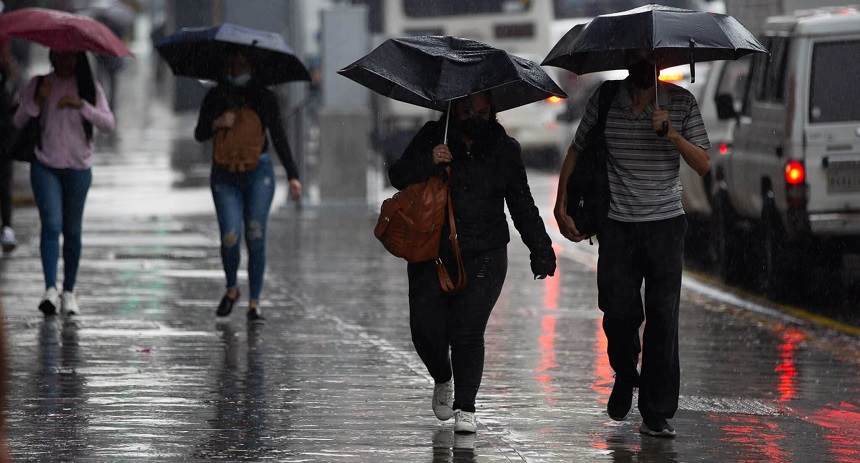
[338,35,567,113]
[542,4,768,82]
[155,23,310,86]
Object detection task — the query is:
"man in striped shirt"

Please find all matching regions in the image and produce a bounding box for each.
[554,49,711,438]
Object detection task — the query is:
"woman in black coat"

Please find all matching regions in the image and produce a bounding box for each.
[388,91,556,434]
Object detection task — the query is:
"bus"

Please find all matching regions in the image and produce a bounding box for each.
[368,0,724,167]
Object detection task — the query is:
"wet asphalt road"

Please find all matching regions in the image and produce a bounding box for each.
[1,44,859,462]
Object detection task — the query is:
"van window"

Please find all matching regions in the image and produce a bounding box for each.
[753,36,789,104]
[809,40,860,123]
[716,56,751,109]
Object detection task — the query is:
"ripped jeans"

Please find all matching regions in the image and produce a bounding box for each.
[210,153,275,301]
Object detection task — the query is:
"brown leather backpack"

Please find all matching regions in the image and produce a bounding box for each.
[375,167,466,292]
[213,106,266,172]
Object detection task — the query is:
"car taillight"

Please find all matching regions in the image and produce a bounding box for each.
[718,143,731,155]
[546,96,564,105]
[785,160,807,210]
[658,69,684,82]
[785,160,805,185]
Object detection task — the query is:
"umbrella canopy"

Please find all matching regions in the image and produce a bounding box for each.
[0,7,132,57]
[542,4,767,76]
[338,35,567,113]
[155,23,310,86]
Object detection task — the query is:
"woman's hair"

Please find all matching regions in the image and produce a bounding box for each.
[49,50,96,140]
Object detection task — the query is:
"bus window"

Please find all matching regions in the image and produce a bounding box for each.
[553,0,711,19]
[403,0,531,17]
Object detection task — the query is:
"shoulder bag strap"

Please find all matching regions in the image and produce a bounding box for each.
[435,166,467,292]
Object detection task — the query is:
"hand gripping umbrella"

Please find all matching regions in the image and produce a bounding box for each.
[542,3,767,134]
[155,23,310,86]
[338,35,567,142]
[0,7,132,57]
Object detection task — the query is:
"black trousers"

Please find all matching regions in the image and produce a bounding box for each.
[597,215,686,420]
[407,247,507,412]
[0,154,12,228]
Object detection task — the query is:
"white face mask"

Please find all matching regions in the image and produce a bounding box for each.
[228,73,251,87]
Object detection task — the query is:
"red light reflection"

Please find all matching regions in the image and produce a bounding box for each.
[718,414,788,463]
[534,245,563,396]
[592,317,613,399]
[808,402,860,463]
[775,329,804,403]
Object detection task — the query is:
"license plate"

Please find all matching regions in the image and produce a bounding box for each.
[828,168,860,193]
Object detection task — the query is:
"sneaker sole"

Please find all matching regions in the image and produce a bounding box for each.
[433,406,454,421]
[639,423,676,438]
[39,300,57,316]
[454,424,477,434]
[608,410,632,421]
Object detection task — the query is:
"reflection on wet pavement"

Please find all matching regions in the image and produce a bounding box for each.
[0,40,858,463]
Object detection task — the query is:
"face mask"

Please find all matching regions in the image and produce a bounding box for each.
[627,60,656,89]
[463,116,491,139]
[228,73,251,87]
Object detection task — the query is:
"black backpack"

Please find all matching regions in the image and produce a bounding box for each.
[565,80,620,241]
[5,75,45,163]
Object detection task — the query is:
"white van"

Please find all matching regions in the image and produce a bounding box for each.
[711,6,860,296]
[680,58,751,256]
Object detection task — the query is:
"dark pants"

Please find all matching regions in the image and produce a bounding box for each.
[0,154,11,228]
[597,215,686,420]
[407,247,507,413]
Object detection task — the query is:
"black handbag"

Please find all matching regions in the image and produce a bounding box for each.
[6,75,45,164]
[565,80,620,239]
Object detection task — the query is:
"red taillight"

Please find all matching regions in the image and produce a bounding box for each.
[785,160,805,185]
[718,143,730,155]
[546,96,564,104]
[658,69,684,82]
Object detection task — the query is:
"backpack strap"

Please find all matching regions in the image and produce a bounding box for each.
[34,75,46,150]
[587,80,621,144]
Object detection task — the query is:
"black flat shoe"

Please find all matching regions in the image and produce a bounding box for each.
[246,307,265,323]
[216,291,239,317]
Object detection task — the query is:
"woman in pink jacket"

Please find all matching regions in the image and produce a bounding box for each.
[13,50,115,316]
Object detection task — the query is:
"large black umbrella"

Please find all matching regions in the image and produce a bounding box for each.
[155,23,310,86]
[338,35,567,113]
[542,4,768,81]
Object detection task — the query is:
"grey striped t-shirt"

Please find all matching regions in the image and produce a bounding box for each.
[572,80,711,222]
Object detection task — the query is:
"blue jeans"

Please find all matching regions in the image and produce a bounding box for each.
[210,154,275,301]
[30,162,92,292]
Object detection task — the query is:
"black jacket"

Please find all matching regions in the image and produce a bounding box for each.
[389,119,556,276]
[194,83,299,180]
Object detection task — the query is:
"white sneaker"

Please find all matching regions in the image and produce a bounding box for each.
[453,409,477,434]
[1,226,16,253]
[61,291,80,316]
[39,287,60,316]
[432,380,454,420]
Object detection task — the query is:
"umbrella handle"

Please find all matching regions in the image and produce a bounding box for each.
[444,101,450,144]
[654,65,668,137]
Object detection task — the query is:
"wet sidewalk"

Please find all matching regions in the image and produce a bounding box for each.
[1,45,859,462]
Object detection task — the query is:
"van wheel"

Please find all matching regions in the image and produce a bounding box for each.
[758,211,791,299]
[712,196,743,284]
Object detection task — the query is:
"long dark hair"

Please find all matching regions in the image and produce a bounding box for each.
[49,51,96,140]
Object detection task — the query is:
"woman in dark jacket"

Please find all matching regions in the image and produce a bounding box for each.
[388,92,556,434]
[194,51,302,323]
